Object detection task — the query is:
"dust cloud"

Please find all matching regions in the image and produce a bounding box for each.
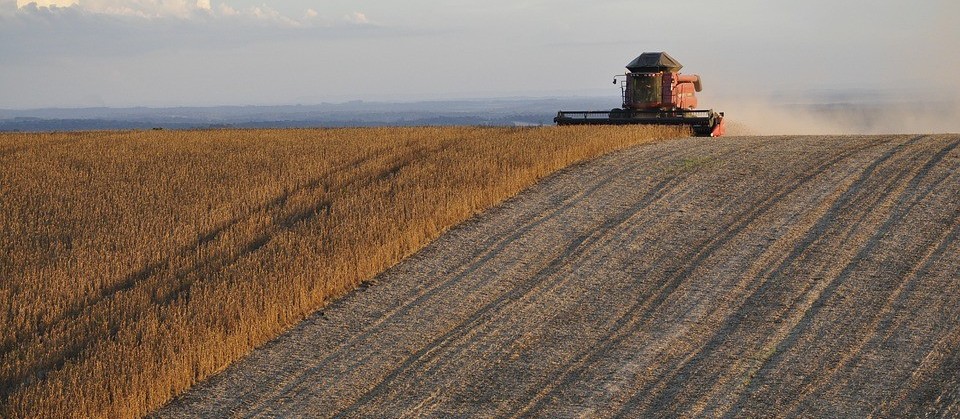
[716,99,960,136]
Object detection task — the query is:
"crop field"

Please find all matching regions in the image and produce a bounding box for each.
[156,134,960,417]
[0,125,683,418]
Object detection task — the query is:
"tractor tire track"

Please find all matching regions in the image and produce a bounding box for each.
[772,139,960,416]
[231,145,690,415]
[326,145,768,416]
[156,135,960,418]
[238,142,752,417]
[787,205,960,417]
[347,151,774,416]
[669,136,947,416]
[614,135,934,416]
[333,172,690,417]
[512,135,900,417]
[719,137,960,417]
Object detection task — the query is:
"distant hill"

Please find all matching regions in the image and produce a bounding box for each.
[0,98,620,132]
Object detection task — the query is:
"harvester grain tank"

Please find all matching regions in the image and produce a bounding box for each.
[555,52,726,137]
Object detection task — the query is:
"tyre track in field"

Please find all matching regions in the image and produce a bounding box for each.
[761,138,960,417]
[510,135,898,417]
[694,136,959,418]
[273,144,764,417]
[720,137,960,417]
[793,209,960,417]
[358,137,799,417]
[332,165,699,417]
[875,216,960,417]
[672,137,956,416]
[156,134,960,418]
[238,143,717,416]
[614,135,934,415]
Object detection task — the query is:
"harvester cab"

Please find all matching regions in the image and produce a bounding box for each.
[555,52,726,137]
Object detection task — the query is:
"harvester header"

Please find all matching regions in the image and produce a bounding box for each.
[555,52,726,137]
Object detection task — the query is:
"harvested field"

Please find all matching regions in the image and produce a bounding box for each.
[0,126,683,418]
[157,134,960,417]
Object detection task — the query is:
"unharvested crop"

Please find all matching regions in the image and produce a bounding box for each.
[0,125,683,418]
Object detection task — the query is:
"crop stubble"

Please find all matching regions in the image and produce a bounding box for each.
[155,134,960,417]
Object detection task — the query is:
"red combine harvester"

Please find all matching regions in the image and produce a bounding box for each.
[555,52,726,137]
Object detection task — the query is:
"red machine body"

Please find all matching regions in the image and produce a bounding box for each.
[624,72,700,110]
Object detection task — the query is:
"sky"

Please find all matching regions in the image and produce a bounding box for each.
[1,0,958,109]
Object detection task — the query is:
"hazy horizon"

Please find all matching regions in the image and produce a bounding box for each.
[2,0,958,110]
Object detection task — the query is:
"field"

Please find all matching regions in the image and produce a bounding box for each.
[0,126,683,418]
[157,134,960,417]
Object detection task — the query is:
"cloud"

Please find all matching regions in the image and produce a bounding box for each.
[216,2,236,16]
[6,0,370,26]
[0,2,386,64]
[16,0,210,18]
[16,0,76,7]
[345,11,368,25]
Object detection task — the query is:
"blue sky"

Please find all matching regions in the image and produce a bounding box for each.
[1,0,958,108]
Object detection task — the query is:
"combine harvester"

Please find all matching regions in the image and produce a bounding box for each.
[555,52,726,137]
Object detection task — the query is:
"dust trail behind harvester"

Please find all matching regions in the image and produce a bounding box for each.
[716,94,960,136]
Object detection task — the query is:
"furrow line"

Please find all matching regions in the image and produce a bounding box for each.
[680,135,937,416]
[633,135,930,416]
[718,137,958,417]
[236,143,681,415]
[513,136,894,417]
[332,174,686,417]
[780,141,960,415]
[333,143,753,416]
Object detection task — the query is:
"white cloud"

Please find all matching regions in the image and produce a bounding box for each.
[1,1,394,66]
[11,0,325,23]
[15,0,211,18]
[246,4,302,26]
[345,11,368,24]
[16,0,77,7]
[217,2,236,15]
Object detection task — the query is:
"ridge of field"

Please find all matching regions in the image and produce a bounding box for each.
[0,125,684,418]
[157,134,960,417]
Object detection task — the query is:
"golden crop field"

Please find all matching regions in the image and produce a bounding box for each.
[0,125,683,418]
